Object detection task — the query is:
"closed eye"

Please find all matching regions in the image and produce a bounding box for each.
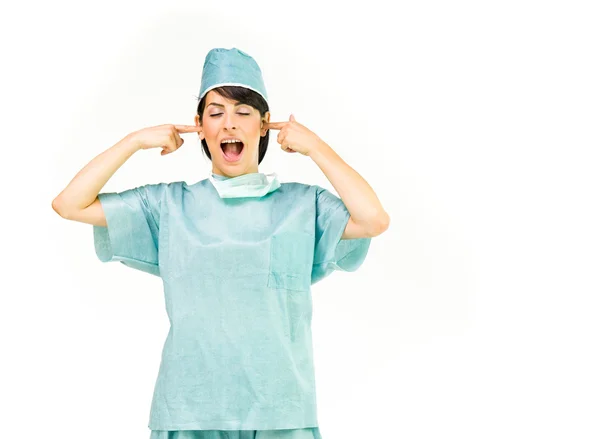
[210,113,251,117]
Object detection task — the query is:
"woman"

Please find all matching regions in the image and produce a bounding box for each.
[52,47,389,439]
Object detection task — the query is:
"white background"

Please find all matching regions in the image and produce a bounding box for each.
[1,0,599,438]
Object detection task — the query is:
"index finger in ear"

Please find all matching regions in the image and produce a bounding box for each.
[174,125,203,133]
[264,121,287,130]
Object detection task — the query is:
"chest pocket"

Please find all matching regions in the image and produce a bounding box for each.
[268,231,313,291]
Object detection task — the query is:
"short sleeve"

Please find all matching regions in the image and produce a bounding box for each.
[311,186,371,285]
[92,182,168,277]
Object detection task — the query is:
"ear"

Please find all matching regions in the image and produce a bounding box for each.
[195,114,204,140]
[260,111,271,136]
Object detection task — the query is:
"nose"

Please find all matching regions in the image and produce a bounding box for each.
[223,112,236,131]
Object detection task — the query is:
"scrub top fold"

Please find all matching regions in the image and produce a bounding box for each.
[91,178,372,431]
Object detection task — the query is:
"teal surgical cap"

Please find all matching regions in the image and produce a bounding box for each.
[199,47,268,104]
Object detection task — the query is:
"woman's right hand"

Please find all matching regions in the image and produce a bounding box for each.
[131,124,203,156]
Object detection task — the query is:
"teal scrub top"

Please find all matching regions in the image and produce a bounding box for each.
[92,173,371,431]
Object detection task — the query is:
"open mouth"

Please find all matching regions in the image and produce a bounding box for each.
[220,140,245,162]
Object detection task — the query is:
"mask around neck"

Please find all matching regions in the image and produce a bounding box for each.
[208,172,281,199]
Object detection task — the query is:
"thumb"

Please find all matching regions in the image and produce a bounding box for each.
[290,114,296,122]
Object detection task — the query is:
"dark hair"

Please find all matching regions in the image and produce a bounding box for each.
[196,86,270,165]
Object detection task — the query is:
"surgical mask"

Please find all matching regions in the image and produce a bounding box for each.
[208,172,281,199]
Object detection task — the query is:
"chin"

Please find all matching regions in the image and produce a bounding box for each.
[221,168,243,177]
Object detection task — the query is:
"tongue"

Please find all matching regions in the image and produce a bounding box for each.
[224,142,243,158]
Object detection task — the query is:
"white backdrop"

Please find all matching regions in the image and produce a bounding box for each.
[2,0,599,438]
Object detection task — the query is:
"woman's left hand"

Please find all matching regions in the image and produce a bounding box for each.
[264,114,324,156]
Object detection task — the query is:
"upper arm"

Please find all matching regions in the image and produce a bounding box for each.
[342,215,390,239]
[311,186,372,285]
[91,183,169,276]
[341,216,370,239]
[59,197,107,227]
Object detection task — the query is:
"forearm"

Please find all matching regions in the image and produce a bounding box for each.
[52,133,141,215]
[309,140,389,232]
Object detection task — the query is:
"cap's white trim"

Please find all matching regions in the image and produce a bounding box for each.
[199,82,268,103]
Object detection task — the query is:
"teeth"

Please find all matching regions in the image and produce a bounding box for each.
[221,139,242,144]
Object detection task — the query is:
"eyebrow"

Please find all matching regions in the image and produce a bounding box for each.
[207,102,247,108]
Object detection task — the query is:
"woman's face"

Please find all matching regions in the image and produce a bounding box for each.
[195,90,270,177]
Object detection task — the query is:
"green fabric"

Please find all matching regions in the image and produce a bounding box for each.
[208,172,280,198]
[150,427,321,439]
[93,174,371,430]
[199,47,268,103]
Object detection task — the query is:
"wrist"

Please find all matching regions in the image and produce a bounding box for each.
[124,132,143,152]
[308,139,331,160]
[114,132,142,157]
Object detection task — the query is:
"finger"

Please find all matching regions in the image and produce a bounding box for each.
[290,114,295,122]
[174,125,203,133]
[277,130,285,144]
[169,132,178,150]
[265,121,287,130]
[171,127,186,149]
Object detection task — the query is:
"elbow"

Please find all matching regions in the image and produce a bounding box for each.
[366,211,390,237]
[376,211,391,235]
[52,197,69,219]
